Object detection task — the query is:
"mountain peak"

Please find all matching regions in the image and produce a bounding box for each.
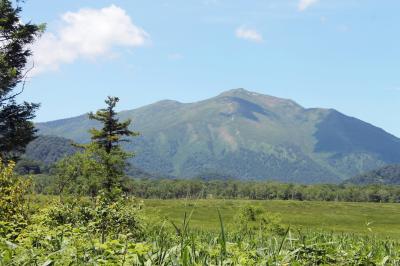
[36,89,400,183]
[219,88,260,97]
[218,88,303,110]
[155,99,182,105]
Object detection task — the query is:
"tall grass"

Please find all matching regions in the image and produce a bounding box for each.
[2,197,400,265]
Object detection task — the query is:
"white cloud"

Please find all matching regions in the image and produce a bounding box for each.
[298,0,319,11]
[31,5,149,75]
[235,26,263,43]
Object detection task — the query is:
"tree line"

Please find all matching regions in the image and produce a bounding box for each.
[30,176,400,203]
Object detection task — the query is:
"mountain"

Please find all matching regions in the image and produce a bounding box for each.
[24,135,78,164]
[14,135,78,174]
[346,165,400,185]
[35,88,400,183]
[22,135,161,179]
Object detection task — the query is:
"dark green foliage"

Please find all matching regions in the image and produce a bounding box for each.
[85,96,139,193]
[15,135,79,175]
[49,96,141,200]
[0,102,39,161]
[0,0,43,161]
[21,135,157,178]
[36,89,400,183]
[125,164,163,179]
[23,135,78,165]
[29,176,400,203]
[346,164,400,185]
[14,159,43,174]
[88,96,139,154]
[123,179,400,203]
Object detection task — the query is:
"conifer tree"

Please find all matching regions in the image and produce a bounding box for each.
[89,96,139,154]
[87,96,139,193]
[0,0,44,161]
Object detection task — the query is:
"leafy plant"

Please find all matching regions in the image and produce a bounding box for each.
[0,161,31,239]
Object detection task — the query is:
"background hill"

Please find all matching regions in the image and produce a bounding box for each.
[24,135,78,165]
[35,89,400,183]
[22,135,163,179]
[345,164,400,185]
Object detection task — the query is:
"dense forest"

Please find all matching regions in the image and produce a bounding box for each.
[23,135,78,165]
[30,175,400,203]
[346,164,400,185]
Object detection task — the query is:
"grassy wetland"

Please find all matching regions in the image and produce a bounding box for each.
[144,199,400,238]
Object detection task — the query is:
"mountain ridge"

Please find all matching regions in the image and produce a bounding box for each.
[35,89,400,183]
[346,164,400,185]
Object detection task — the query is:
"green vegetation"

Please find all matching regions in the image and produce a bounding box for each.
[1,94,400,264]
[23,135,78,165]
[3,1,400,264]
[0,0,44,161]
[3,191,400,264]
[13,135,79,175]
[29,176,400,203]
[53,96,139,198]
[347,164,400,185]
[143,199,400,238]
[36,89,400,183]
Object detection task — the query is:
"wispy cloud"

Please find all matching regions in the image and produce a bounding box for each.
[235,26,263,43]
[298,0,319,11]
[31,5,149,75]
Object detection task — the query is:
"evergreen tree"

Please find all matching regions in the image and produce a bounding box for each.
[0,0,44,161]
[87,96,139,193]
[89,96,139,154]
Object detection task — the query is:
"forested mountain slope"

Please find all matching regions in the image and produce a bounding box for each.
[36,89,400,183]
[346,164,400,185]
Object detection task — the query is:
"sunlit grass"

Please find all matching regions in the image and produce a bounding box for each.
[143,199,400,238]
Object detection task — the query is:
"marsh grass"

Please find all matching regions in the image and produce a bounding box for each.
[3,195,400,264]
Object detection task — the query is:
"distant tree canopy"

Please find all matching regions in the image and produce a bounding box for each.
[23,135,79,165]
[345,164,400,185]
[27,173,400,203]
[0,0,44,161]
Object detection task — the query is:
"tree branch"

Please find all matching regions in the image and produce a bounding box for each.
[0,61,34,104]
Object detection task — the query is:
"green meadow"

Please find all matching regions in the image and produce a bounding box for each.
[144,199,400,238]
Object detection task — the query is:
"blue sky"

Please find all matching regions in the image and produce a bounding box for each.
[18,0,400,136]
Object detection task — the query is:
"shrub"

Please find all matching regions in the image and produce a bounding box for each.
[234,206,285,237]
[0,161,31,239]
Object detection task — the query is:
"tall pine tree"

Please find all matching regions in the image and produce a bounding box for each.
[89,96,139,153]
[88,96,139,192]
[0,0,44,161]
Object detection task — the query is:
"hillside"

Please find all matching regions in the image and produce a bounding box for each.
[23,135,161,178]
[346,164,400,185]
[35,89,400,183]
[23,135,78,164]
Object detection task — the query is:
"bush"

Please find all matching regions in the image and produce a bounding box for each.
[0,161,31,239]
[234,206,285,237]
